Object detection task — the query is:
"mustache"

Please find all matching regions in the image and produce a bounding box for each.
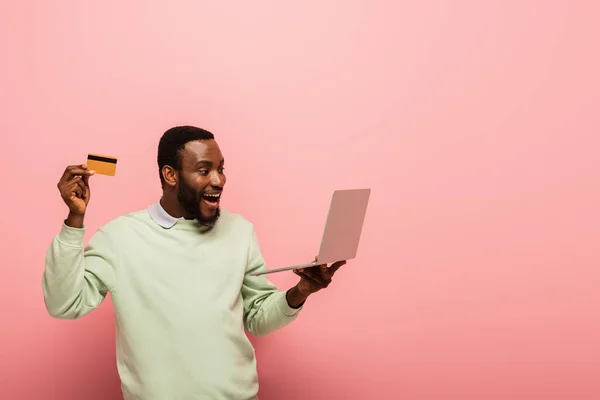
[199,188,222,195]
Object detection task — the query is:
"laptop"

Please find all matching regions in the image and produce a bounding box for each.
[250,188,371,276]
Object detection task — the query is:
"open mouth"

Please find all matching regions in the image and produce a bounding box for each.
[201,192,221,207]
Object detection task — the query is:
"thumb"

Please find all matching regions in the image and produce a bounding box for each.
[329,260,346,276]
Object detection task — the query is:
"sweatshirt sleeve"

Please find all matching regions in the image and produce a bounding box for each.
[241,226,302,337]
[42,222,118,319]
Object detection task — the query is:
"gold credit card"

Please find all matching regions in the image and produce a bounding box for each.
[87,153,117,176]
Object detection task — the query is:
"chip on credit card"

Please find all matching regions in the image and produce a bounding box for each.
[86,153,117,176]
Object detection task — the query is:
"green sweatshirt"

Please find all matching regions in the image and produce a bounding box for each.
[42,202,302,400]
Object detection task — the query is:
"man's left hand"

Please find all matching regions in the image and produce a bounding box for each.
[285,257,347,308]
[293,257,346,296]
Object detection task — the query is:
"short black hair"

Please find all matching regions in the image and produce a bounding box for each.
[157,125,214,186]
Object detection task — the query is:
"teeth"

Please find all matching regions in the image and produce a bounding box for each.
[205,193,220,198]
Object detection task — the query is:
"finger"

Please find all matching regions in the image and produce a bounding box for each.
[81,172,91,187]
[318,264,331,280]
[60,165,94,184]
[299,267,329,286]
[60,164,85,181]
[328,260,346,277]
[74,177,89,199]
[298,264,326,279]
[318,266,332,284]
[298,271,324,287]
[71,176,86,192]
[63,175,85,193]
[60,165,86,182]
[66,182,84,199]
[60,170,92,189]
[294,268,310,277]
[65,177,84,193]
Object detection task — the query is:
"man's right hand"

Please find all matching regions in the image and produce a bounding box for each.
[57,164,95,227]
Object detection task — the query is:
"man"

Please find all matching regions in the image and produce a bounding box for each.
[42,125,346,400]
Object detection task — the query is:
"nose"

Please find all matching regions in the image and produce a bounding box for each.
[210,170,225,187]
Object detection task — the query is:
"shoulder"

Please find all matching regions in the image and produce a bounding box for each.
[95,209,152,235]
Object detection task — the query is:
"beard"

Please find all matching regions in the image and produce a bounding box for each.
[176,178,221,227]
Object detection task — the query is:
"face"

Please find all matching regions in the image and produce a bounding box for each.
[172,139,226,226]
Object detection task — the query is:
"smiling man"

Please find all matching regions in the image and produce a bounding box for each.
[42,126,346,400]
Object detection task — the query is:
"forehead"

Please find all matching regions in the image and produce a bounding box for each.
[180,139,223,164]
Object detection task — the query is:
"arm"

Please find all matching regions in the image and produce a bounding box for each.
[241,226,303,337]
[42,216,118,319]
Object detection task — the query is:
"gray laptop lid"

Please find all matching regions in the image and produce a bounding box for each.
[316,188,371,264]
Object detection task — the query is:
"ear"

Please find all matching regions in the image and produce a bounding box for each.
[162,165,178,187]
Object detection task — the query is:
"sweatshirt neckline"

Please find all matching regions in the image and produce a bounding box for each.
[147,200,216,233]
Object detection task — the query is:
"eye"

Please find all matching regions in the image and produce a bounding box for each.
[199,169,209,176]
[218,167,225,174]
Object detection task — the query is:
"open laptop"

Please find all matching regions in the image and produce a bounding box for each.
[250,188,371,276]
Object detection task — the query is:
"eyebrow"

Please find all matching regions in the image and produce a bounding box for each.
[195,158,225,167]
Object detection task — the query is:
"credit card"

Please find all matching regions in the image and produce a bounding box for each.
[87,153,117,176]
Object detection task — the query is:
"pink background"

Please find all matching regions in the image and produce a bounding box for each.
[1,1,599,399]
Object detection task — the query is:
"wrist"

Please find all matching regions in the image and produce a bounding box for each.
[286,285,309,309]
[65,212,85,228]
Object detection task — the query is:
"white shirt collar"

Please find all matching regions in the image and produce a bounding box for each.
[147,199,182,229]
